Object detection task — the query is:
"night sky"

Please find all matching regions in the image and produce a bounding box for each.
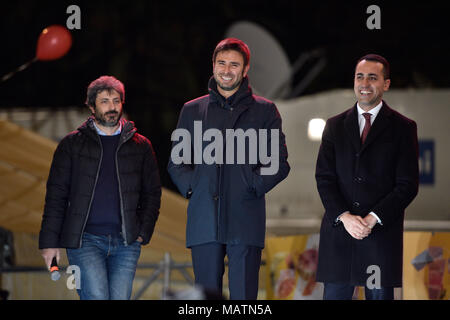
[1,1,449,190]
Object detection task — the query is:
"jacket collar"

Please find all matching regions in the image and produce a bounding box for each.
[79,116,137,142]
[208,76,253,109]
[344,100,393,152]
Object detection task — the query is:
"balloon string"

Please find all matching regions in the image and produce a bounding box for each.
[1,57,38,83]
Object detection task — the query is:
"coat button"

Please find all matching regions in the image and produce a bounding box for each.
[355,153,360,158]
[213,195,219,201]
[353,201,360,208]
[354,176,363,183]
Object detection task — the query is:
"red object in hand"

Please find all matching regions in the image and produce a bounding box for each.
[36,25,72,61]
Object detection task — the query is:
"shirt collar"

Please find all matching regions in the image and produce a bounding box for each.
[357,101,383,118]
[93,121,122,136]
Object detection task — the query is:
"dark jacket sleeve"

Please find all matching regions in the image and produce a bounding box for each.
[252,103,290,197]
[137,140,162,245]
[39,138,72,249]
[371,120,419,226]
[315,119,350,225]
[167,104,195,198]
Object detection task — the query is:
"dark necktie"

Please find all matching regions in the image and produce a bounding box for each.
[361,113,371,144]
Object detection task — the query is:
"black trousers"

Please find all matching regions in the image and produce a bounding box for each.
[191,242,262,300]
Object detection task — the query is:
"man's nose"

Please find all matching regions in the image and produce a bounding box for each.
[107,101,117,110]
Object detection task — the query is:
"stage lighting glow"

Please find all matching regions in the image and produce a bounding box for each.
[308,118,326,141]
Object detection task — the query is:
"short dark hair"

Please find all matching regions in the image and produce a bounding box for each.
[356,54,390,79]
[212,38,251,68]
[85,75,125,108]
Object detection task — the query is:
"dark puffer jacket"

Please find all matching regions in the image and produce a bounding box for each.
[39,117,161,249]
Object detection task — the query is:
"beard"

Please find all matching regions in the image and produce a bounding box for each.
[215,72,244,92]
[93,109,122,127]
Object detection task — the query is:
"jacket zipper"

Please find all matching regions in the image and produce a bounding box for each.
[116,135,127,245]
[79,134,103,248]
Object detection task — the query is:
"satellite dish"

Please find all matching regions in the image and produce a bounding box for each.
[225,21,291,99]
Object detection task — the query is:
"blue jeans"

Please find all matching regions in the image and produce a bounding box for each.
[66,232,141,300]
[323,282,394,300]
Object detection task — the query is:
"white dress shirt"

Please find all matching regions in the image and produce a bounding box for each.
[357,102,382,136]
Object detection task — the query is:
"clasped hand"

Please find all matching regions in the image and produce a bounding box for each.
[340,212,377,240]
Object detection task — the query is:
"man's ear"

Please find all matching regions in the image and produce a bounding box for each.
[243,64,250,77]
[88,105,95,114]
[383,79,391,92]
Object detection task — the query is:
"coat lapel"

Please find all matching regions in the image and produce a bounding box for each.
[360,101,392,153]
[344,104,361,151]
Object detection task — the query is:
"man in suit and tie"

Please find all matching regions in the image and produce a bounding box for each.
[315,54,419,300]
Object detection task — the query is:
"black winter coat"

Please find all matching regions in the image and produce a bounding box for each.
[39,117,161,249]
[315,102,419,287]
[168,77,290,248]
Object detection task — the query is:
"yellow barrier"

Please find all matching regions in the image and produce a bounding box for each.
[265,232,450,300]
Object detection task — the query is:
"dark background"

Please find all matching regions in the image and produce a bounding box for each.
[1,1,449,191]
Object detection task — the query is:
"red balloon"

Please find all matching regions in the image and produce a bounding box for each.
[36,25,72,61]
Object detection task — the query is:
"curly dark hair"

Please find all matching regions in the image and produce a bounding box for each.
[85,75,125,108]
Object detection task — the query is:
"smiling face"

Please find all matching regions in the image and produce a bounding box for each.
[354,59,391,111]
[213,49,250,98]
